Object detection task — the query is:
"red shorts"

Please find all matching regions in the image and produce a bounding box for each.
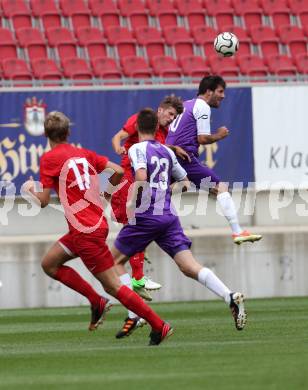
[111,169,133,224]
[59,227,114,275]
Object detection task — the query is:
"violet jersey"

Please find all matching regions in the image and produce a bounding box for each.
[166,98,211,157]
[128,140,187,217]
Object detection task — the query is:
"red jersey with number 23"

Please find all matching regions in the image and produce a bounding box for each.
[121,113,168,171]
[40,143,109,233]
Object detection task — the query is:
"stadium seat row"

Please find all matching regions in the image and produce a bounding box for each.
[0,0,307,84]
[1,0,308,31]
[1,53,307,85]
[0,24,307,61]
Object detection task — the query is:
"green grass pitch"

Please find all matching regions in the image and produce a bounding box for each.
[0,297,308,390]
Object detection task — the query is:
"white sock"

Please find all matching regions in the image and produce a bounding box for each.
[119,273,137,319]
[198,267,231,304]
[217,192,242,234]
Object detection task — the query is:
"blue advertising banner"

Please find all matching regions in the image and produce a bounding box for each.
[0,87,253,192]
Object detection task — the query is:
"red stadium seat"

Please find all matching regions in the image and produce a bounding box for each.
[2,58,32,81]
[163,26,194,57]
[91,57,122,80]
[297,11,308,29]
[205,0,234,31]
[0,28,17,61]
[287,0,308,14]
[287,0,308,28]
[46,27,77,60]
[134,26,165,58]
[75,27,107,59]
[294,53,308,74]
[221,26,252,55]
[261,0,289,9]
[260,0,291,29]
[237,54,268,77]
[277,25,307,57]
[31,58,62,80]
[2,0,32,30]
[16,28,47,60]
[105,26,137,57]
[121,56,152,78]
[178,55,211,78]
[175,0,206,29]
[151,55,182,79]
[59,0,91,30]
[118,0,149,29]
[208,56,240,78]
[231,0,263,28]
[146,0,178,28]
[88,0,120,28]
[30,0,61,30]
[191,26,219,57]
[146,0,175,14]
[265,54,297,76]
[62,57,93,80]
[250,26,280,57]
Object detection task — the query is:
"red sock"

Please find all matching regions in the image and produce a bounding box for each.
[129,252,144,280]
[55,265,101,307]
[116,285,163,331]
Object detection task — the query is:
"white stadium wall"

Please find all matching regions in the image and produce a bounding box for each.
[0,84,308,309]
[252,85,308,190]
[1,227,308,309]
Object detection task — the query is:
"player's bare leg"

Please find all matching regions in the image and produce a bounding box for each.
[41,242,74,275]
[213,182,262,245]
[95,262,172,345]
[173,249,247,330]
[41,242,109,331]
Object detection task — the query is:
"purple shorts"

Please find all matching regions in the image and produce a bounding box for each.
[114,214,191,258]
[179,154,220,189]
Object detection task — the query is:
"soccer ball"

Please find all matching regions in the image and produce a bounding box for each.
[214,32,239,57]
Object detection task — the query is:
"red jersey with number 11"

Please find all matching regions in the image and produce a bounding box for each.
[40,143,109,233]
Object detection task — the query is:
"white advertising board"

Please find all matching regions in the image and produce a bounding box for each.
[252,86,308,190]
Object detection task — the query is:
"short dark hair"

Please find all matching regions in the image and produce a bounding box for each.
[198,76,226,95]
[159,94,183,115]
[44,111,70,142]
[137,108,158,135]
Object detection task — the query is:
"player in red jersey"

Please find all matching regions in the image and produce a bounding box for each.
[25,111,171,345]
[111,95,190,338]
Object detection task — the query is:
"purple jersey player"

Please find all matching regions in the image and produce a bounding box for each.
[166,75,262,245]
[111,108,247,339]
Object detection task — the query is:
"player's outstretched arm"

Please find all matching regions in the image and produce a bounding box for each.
[103,161,124,201]
[111,129,129,155]
[198,126,229,145]
[106,161,124,186]
[165,145,191,162]
[23,176,51,208]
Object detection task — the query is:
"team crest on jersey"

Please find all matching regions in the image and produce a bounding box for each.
[24,97,47,136]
